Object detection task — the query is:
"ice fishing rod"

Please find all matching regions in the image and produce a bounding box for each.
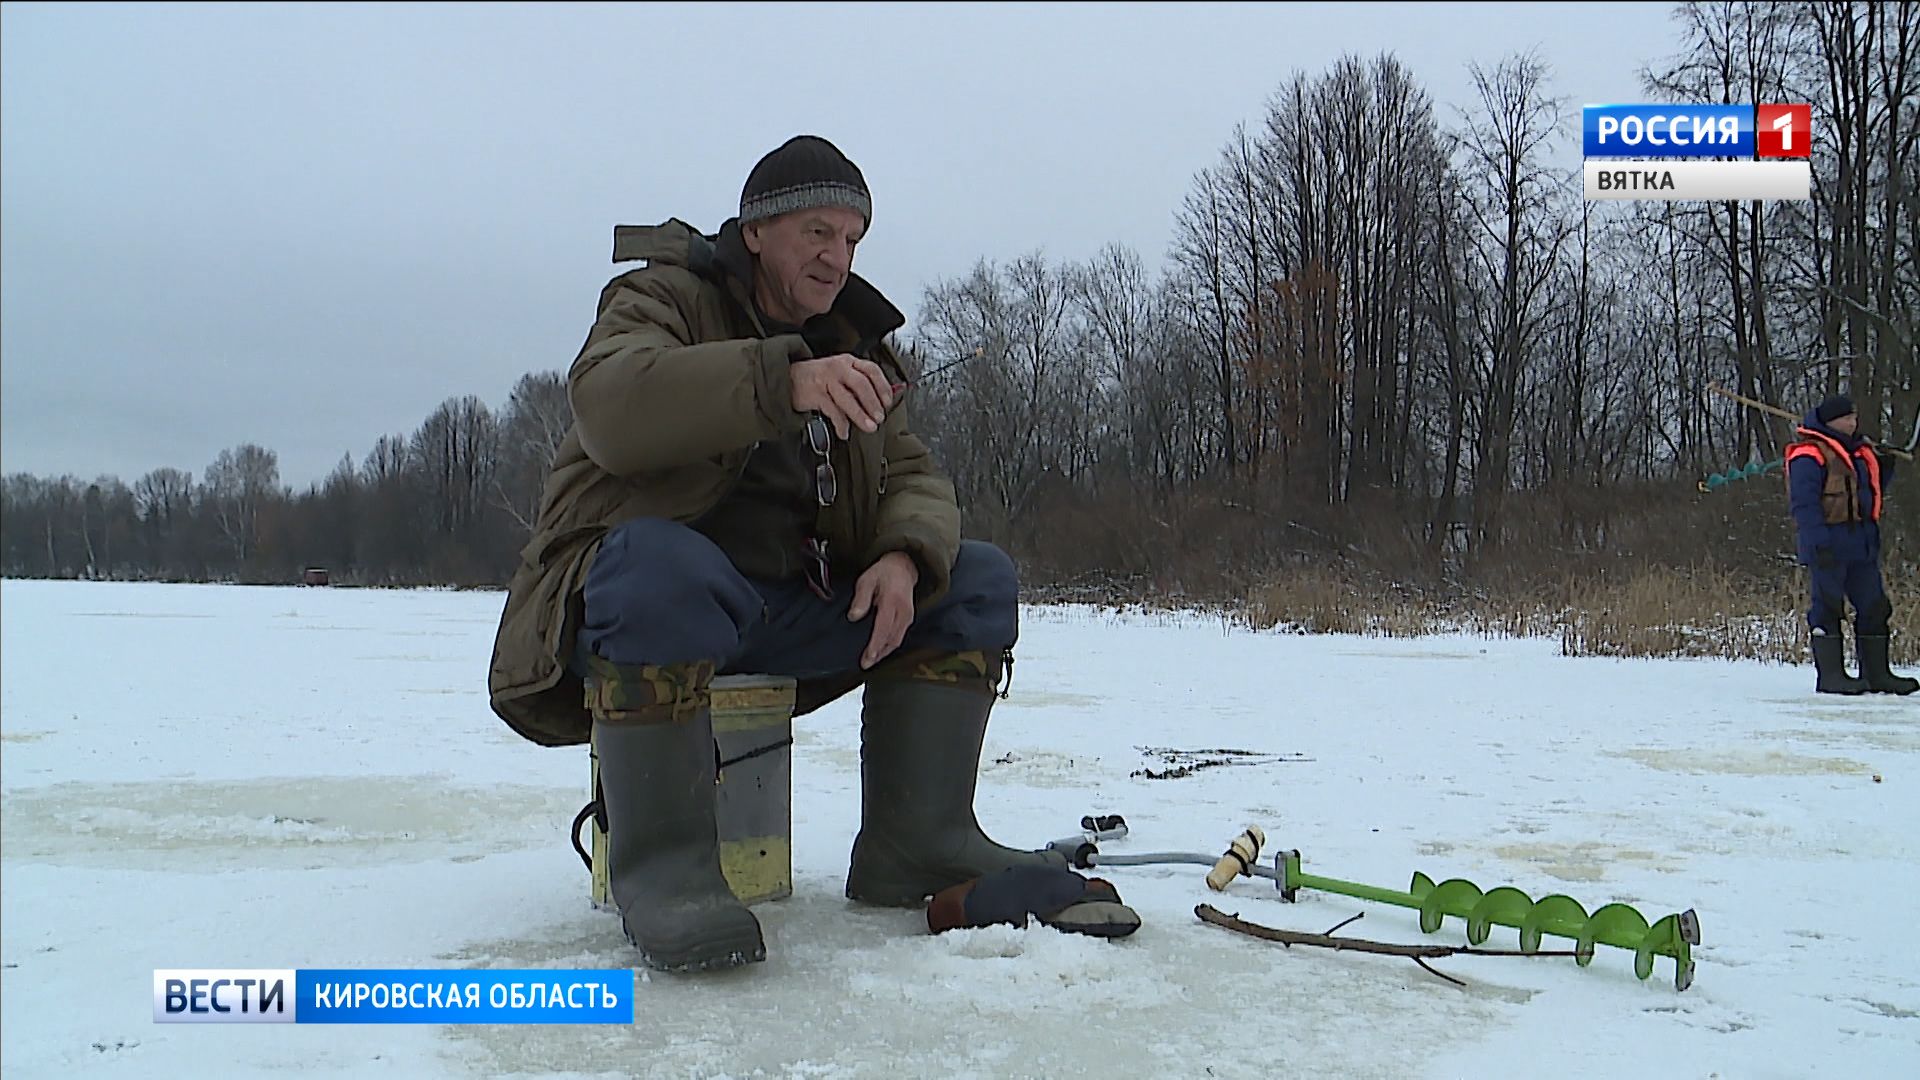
[885,345,988,404]
[1706,382,1915,460]
[905,345,986,386]
[1049,820,1699,991]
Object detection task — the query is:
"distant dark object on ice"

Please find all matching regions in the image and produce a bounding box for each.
[1131,745,1313,780]
[302,568,331,587]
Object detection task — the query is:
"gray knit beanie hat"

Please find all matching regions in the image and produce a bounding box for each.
[739,135,871,228]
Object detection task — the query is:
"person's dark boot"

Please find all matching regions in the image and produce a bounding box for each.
[1855,635,1919,695]
[1811,632,1868,695]
[845,649,1067,907]
[587,657,765,971]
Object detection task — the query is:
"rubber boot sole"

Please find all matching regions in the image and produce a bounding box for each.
[626,915,766,972]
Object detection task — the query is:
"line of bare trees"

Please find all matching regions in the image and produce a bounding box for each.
[1,373,572,585]
[4,1,1912,596]
[906,0,1915,589]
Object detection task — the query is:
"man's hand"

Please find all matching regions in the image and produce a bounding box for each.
[792,353,893,439]
[849,551,919,669]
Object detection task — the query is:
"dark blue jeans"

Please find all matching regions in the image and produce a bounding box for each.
[577,517,1019,679]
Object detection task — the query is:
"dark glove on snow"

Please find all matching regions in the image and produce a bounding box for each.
[928,864,1141,939]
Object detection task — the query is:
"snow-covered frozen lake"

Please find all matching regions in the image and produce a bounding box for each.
[2,579,1915,1078]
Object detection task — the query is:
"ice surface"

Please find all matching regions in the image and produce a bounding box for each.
[2,580,1915,1077]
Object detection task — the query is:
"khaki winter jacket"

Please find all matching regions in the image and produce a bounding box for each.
[487,218,959,746]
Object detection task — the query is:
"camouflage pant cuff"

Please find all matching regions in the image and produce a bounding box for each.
[866,647,1010,697]
[583,656,716,723]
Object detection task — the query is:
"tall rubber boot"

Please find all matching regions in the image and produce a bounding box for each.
[845,650,1067,907]
[1811,632,1868,695]
[587,657,765,971]
[1856,635,1919,695]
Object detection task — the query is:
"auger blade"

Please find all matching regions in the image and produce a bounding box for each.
[1278,849,1700,990]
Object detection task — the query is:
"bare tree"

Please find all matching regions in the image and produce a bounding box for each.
[1421,158,1475,551]
[1644,1,1805,463]
[1805,0,1918,441]
[409,395,499,582]
[493,371,572,532]
[202,444,280,568]
[133,467,195,576]
[1455,51,1574,550]
[1171,166,1242,476]
[360,433,422,582]
[1073,243,1166,493]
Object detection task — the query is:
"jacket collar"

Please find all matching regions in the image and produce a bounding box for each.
[616,217,905,356]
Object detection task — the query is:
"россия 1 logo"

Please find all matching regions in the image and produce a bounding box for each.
[1754,104,1811,159]
[1582,103,1812,201]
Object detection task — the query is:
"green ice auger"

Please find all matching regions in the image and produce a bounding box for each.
[1277,848,1700,991]
[1696,456,1782,493]
[1049,821,1702,990]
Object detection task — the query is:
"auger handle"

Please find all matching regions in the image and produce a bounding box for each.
[1708,380,1914,460]
[1206,826,1265,891]
[1045,836,1098,869]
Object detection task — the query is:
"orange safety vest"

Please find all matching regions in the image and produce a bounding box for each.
[1785,426,1882,524]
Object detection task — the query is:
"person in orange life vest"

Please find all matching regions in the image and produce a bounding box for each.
[1786,394,1917,695]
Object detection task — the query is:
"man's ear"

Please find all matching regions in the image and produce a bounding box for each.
[741,221,764,255]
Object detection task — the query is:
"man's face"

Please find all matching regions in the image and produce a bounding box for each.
[1831,412,1859,436]
[742,206,865,323]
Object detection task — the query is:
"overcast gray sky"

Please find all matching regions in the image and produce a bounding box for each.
[1,1,1683,489]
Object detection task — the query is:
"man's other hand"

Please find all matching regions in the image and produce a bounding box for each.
[849,551,918,668]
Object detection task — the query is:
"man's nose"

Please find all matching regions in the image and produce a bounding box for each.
[818,243,852,274]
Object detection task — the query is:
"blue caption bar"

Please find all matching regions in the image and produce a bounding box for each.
[1583,104,1754,158]
[296,969,633,1024]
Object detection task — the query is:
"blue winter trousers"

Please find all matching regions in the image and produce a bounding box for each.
[576,517,1019,679]
[1807,555,1892,636]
